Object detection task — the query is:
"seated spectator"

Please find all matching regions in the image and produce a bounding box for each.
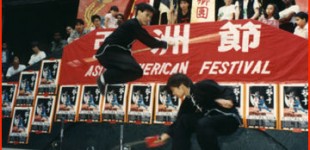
[104,6,119,29]
[6,56,26,78]
[2,42,14,76]
[258,3,280,28]
[294,12,308,39]
[116,13,125,26]
[90,14,105,31]
[218,0,235,21]
[50,32,67,54]
[28,41,46,66]
[66,26,73,38]
[67,19,90,44]
[170,0,191,24]
[279,0,300,32]
[235,0,260,20]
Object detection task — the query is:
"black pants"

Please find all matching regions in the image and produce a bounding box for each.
[171,114,239,150]
[95,45,143,84]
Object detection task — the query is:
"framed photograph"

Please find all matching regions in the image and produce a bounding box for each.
[154,84,180,124]
[279,83,308,131]
[219,82,245,123]
[245,83,278,129]
[37,59,61,95]
[2,83,18,118]
[55,85,81,122]
[78,85,103,122]
[16,71,39,107]
[127,83,155,124]
[102,84,128,123]
[31,96,56,133]
[8,107,33,144]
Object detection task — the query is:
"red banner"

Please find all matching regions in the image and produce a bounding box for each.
[60,20,308,85]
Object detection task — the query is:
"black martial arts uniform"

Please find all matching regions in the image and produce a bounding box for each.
[96,18,167,84]
[167,80,242,150]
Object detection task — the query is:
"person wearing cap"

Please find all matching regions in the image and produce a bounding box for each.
[95,3,175,94]
[104,6,120,29]
[156,73,242,150]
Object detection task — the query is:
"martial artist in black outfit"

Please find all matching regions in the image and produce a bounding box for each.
[158,73,242,150]
[96,3,174,92]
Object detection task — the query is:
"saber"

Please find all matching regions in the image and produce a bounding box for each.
[71,33,220,65]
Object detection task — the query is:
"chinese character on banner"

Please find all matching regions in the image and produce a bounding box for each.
[197,7,208,18]
[197,0,209,5]
[218,21,261,53]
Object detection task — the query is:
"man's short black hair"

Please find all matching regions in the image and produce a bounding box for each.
[135,3,155,16]
[91,14,101,22]
[75,19,85,25]
[110,6,119,12]
[166,73,193,88]
[31,41,40,48]
[295,12,308,22]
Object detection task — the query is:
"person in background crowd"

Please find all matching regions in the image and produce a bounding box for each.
[258,3,280,28]
[96,3,175,94]
[2,42,14,76]
[104,6,119,29]
[66,26,74,38]
[156,73,241,150]
[170,0,191,24]
[235,0,260,20]
[28,41,46,66]
[218,0,235,20]
[6,56,26,78]
[90,14,105,31]
[116,13,125,26]
[67,19,90,44]
[293,12,308,39]
[279,0,300,33]
[50,32,67,54]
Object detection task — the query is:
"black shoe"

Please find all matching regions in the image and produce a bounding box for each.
[97,77,106,95]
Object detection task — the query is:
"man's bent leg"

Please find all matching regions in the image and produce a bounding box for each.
[172,114,198,150]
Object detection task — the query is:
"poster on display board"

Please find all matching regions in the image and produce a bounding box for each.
[2,83,18,118]
[31,96,56,133]
[37,60,61,95]
[246,83,278,129]
[16,71,39,107]
[154,83,180,124]
[8,107,33,144]
[102,84,128,123]
[219,82,245,122]
[127,83,155,124]
[279,83,308,131]
[78,85,103,122]
[55,85,81,122]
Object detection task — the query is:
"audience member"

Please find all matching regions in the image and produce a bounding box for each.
[50,32,67,53]
[6,56,26,78]
[235,0,260,20]
[90,14,105,31]
[279,0,300,33]
[104,6,119,29]
[116,13,125,26]
[28,41,47,66]
[170,0,191,24]
[258,3,280,28]
[66,26,74,38]
[294,12,308,39]
[2,42,14,76]
[67,19,90,44]
[218,0,235,21]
